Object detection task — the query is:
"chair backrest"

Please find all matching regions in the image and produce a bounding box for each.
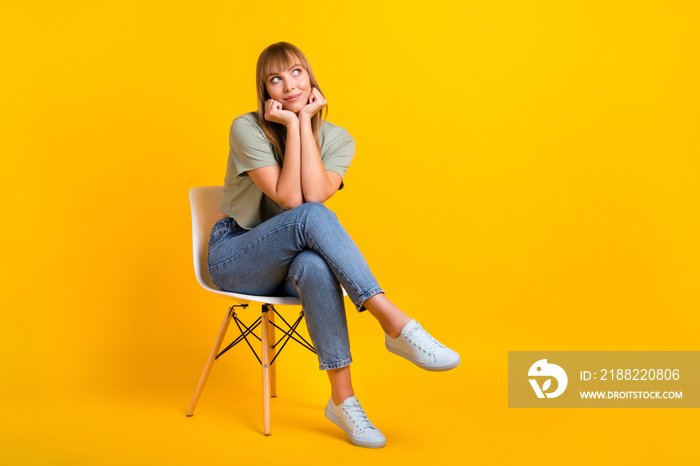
[189,186,225,292]
[189,186,304,305]
[191,186,352,309]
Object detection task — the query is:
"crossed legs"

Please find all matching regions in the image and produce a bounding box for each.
[206,202,461,449]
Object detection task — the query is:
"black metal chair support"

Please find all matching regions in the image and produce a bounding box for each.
[268,309,315,353]
[215,303,316,366]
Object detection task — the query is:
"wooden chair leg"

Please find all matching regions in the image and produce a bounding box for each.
[187,306,233,417]
[261,305,272,436]
[269,306,277,398]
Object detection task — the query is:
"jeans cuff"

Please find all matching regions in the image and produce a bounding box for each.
[319,357,353,371]
[354,287,384,312]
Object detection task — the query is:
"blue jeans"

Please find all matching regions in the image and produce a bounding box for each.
[207,202,384,370]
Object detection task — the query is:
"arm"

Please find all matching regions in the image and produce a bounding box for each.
[298,88,343,203]
[247,100,303,210]
[299,114,343,203]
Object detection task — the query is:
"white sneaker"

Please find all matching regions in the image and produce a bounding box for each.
[324,396,386,448]
[385,319,460,371]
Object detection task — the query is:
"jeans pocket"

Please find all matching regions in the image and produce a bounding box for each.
[207,225,231,257]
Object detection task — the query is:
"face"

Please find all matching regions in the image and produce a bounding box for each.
[264,56,312,113]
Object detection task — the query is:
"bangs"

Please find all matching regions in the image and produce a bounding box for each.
[263,50,302,80]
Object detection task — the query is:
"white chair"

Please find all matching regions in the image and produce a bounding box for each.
[186,186,316,436]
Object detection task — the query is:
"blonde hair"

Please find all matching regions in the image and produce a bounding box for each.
[255,42,327,160]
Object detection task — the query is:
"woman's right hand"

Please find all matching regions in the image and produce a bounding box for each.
[264,99,297,127]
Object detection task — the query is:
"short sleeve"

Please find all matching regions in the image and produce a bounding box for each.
[229,116,279,175]
[321,125,355,181]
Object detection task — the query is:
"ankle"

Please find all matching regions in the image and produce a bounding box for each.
[385,316,412,339]
[332,391,355,406]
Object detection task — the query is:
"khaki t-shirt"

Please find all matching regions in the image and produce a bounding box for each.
[219,111,355,230]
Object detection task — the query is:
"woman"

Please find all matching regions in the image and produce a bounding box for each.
[208,42,459,448]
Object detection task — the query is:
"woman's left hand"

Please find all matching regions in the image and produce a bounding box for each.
[299,88,327,118]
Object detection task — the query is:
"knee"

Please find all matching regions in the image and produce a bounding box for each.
[296,202,337,223]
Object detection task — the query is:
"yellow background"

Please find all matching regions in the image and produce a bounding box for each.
[2,0,698,464]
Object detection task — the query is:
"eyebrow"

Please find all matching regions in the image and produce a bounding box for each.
[266,63,303,80]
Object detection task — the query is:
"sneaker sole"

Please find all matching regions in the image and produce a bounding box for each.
[385,343,461,371]
[324,405,386,448]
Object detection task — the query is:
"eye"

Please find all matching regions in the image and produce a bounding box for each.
[269,68,302,84]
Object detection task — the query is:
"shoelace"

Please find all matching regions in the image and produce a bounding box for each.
[405,323,442,355]
[341,400,374,433]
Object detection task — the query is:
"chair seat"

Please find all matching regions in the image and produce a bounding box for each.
[205,286,302,306]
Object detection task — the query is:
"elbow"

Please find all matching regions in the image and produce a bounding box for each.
[279,197,304,210]
[282,201,303,210]
[303,195,325,204]
[274,189,304,210]
[304,190,332,204]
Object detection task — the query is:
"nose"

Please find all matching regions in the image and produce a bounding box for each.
[284,79,295,93]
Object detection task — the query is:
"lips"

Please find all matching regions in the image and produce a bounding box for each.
[284,93,301,102]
